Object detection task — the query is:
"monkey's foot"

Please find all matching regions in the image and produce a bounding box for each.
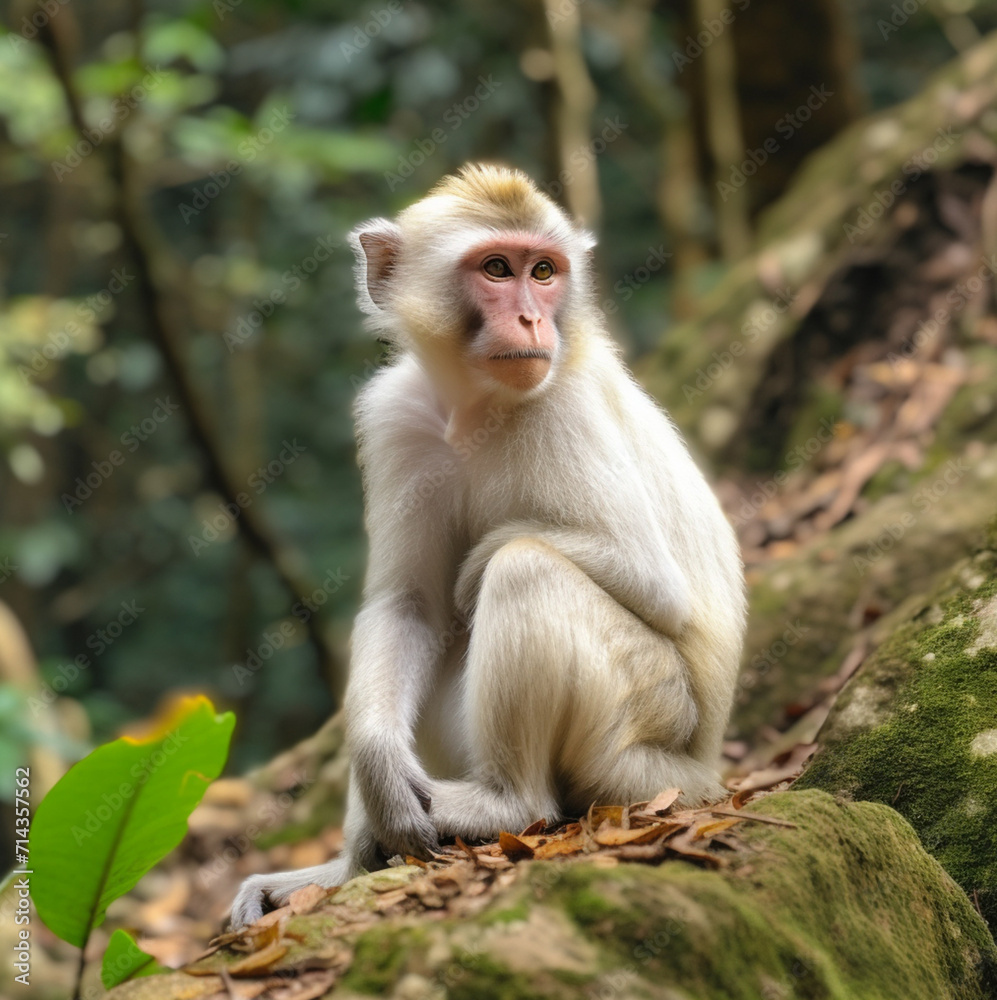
[229,856,355,928]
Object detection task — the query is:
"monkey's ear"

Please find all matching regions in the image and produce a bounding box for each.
[349,218,402,312]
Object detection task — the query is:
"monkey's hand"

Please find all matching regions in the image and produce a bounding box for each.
[351,737,441,860]
[230,856,353,928]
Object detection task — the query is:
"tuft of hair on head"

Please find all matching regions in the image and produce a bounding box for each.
[431,162,540,215]
[422,162,577,238]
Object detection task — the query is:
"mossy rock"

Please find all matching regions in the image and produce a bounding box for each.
[639,31,997,462]
[105,791,997,1000]
[732,442,997,740]
[797,538,997,934]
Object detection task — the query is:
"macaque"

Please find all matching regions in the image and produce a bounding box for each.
[231,164,745,926]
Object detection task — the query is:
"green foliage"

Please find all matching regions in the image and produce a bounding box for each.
[101,929,168,988]
[30,696,234,949]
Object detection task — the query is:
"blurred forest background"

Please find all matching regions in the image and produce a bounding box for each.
[2,0,997,836]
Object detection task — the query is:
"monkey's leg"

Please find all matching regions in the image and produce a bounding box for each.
[429,536,719,841]
[229,773,378,927]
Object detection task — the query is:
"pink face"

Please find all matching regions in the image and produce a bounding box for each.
[462,234,569,392]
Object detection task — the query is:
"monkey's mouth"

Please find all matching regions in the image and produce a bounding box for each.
[485,349,552,392]
[488,349,552,362]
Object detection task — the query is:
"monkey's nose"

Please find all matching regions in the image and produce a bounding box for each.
[518,314,543,342]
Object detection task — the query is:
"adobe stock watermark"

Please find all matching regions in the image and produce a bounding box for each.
[8,0,71,49]
[602,246,672,315]
[51,67,167,181]
[62,398,180,512]
[761,957,815,999]
[400,406,510,515]
[188,439,307,554]
[232,621,298,686]
[681,287,795,402]
[427,612,471,660]
[0,556,18,584]
[730,417,837,528]
[671,0,751,72]
[228,567,349,685]
[384,76,502,191]
[70,726,189,845]
[844,127,959,243]
[30,601,146,716]
[212,0,244,18]
[546,0,583,25]
[852,457,970,575]
[888,252,997,368]
[737,619,810,696]
[198,768,314,888]
[224,235,336,351]
[580,918,688,1000]
[348,355,385,391]
[292,567,351,624]
[178,107,296,223]
[878,0,928,39]
[340,1,404,61]
[12,766,31,987]
[19,268,135,384]
[718,85,833,201]
[543,116,628,200]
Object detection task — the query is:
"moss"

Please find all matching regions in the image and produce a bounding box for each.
[798,560,997,933]
[933,345,997,456]
[862,459,908,502]
[985,513,997,552]
[479,899,532,926]
[341,926,416,994]
[535,792,997,1000]
[446,955,559,1000]
[109,793,997,1000]
[557,878,619,927]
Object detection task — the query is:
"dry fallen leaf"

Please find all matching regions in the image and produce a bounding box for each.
[216,968,270,998]
[287,884,330,915]
[533,827,589,859]
[373,887,411,911]
[732,743,818,803]
[498,830,535,860]
[227,942,290,977]
[632,788,682,818]
[594,822,681,847]
[263,970,338,999]
[587,804,625,827]
[244,916,286,951]
[519,818,547,836]
[691,817,742,841]
[710,807,796,829]
[666,828,724,868]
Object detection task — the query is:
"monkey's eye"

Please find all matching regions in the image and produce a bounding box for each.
[483,258,513,278]
[531,260,555,281]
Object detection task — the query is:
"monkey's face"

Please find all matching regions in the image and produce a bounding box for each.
[460,234,568,394]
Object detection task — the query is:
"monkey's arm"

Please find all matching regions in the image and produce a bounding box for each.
[346,367,460,859]
[454,519,691,638]
[345,591,446,860]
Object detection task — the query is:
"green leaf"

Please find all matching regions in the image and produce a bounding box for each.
[101,929,168,988]
[30,695,235,948]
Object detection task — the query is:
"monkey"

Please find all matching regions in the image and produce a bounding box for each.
[230,163,745,927]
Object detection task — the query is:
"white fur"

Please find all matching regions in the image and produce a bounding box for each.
[230,166,745,928]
